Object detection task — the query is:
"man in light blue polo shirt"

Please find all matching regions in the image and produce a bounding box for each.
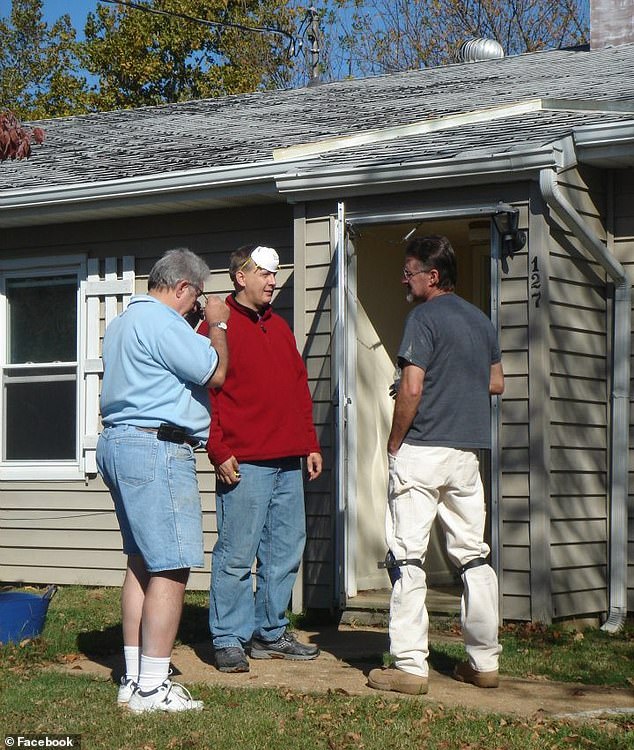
[97,248,229,713]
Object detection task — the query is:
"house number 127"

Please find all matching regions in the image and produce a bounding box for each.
[530,256,542,308]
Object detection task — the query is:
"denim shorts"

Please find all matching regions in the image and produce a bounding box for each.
[97,424,204,572]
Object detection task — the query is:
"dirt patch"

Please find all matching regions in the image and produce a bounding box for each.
[55,625,634,720]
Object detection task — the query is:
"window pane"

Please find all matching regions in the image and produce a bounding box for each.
[7,277,77,363]
[5,379,76,460]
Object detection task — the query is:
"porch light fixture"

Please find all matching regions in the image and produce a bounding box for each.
[492,202,527,261]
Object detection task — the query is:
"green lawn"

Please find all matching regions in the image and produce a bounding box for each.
[1,585,632,750]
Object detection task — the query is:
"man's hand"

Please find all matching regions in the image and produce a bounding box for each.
[215,455,241,485]
[306,452,322,481]
[204,295,230,325]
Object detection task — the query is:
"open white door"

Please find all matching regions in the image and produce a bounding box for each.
[333,201,359,605]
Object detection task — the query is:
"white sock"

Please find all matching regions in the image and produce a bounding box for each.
[123,646,140,683]
[138,655,171,693]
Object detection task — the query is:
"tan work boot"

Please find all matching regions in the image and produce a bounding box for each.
[453,661,499,688]
[368,666,428,695]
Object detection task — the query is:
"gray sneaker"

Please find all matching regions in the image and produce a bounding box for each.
[214,646,249,673]
[250,630,319,660]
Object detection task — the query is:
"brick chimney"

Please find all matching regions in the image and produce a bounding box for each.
[591,0,634,49]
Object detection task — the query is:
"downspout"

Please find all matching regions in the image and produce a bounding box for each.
[540,167,630,633]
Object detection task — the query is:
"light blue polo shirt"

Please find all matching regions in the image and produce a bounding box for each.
[100,295,218,440]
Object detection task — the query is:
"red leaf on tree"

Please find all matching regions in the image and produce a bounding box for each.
[0,110,45,161]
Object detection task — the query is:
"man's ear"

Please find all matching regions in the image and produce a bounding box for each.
[175,279,189,299]
[234,270,247,290]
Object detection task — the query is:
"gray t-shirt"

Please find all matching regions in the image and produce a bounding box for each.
[398,293,500,449]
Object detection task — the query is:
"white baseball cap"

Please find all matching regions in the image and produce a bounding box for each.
[250,246,279,273]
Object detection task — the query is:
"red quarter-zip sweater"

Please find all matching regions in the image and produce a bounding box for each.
[200,294,320,466]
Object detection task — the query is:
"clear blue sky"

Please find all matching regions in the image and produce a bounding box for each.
[40,0,100,36]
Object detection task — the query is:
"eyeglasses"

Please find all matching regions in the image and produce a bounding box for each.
[402,267,427,280]
[187,282,207,302]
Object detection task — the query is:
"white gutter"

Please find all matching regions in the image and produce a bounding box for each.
[0,160,285,227]
[276,145,562,199]
[540,166,630,633]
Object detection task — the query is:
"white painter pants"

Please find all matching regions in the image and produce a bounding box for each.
[386,443,502,678]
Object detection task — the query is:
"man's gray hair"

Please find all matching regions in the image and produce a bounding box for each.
[148,248,210,291]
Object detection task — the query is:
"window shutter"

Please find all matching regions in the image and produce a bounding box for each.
[82,257,134,475]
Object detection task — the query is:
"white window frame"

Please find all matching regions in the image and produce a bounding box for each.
[0,254,134,481]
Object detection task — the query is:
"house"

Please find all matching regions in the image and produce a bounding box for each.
[1,18,634,628]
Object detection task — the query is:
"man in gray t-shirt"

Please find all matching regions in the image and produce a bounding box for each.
[368,235,504,697]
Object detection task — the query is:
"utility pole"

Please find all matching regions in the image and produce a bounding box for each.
[306,6,320,85]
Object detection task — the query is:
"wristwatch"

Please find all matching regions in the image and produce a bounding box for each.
[209,321,228,330]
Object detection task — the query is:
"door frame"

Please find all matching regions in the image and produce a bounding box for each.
[333,201,506,607]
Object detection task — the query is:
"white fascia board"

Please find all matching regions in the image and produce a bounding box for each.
[275,145,560,199]
[273,99,634,162]
[573,119,634,165]
[0,160,280,213]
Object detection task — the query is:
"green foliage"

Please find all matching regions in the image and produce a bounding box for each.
[0,0,90,119]
[81,0,301,110]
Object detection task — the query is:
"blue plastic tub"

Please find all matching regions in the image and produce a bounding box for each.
[0,585,57,644]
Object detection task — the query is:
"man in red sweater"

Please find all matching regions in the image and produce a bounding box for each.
[200,244,322,673]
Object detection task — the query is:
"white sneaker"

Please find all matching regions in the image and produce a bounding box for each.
[127,680,204,713]
[117,676,136,705]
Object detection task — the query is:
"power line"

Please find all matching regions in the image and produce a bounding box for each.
[100,0,303,57]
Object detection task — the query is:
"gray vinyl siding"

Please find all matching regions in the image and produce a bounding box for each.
[298,204,337,608]
[547,166,609,619]
[611,168,634,614]
[499,203,532,621]
[0,204,294,591]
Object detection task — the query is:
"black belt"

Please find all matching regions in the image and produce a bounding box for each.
[136,425,200,448]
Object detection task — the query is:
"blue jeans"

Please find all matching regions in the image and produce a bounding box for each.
[97,424,204,572]
[210,458,306,649]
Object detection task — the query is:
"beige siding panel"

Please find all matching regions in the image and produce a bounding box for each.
[551,543,606,568]
[549,401,606,426]
[301,212,334,609]
[549,303,605,333]
[501,474,529,498]
[500,279,528,304]
[502,497,529,522]
[550,471,607,496]
[501,352,528,376]
[551,447,606,473]
[550,495,606,519]
[0,566,126,587]
[500,327,528,350]
[552,566,607,593]
[500,424,529,449]
[551,519,606,545]
[503,595,531,621]
[550,375,606,403]
[500,448,529,473]
[551,353,606,380]
[502,376,528,399]
[552,588,607,619]
[550,329,606,358]
[548,282,605,310]
[501,302,528,327]
[502,522,529,546]
[550,425,608,450]
[502,546,530,569]
[502,401,529,423]
[503,570,531,596]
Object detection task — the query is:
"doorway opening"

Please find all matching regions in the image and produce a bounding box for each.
[343,216,493,616]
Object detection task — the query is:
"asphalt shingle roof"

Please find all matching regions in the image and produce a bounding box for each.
[2,43,634,191]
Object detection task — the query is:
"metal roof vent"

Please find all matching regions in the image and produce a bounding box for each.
[456,38,505,62]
